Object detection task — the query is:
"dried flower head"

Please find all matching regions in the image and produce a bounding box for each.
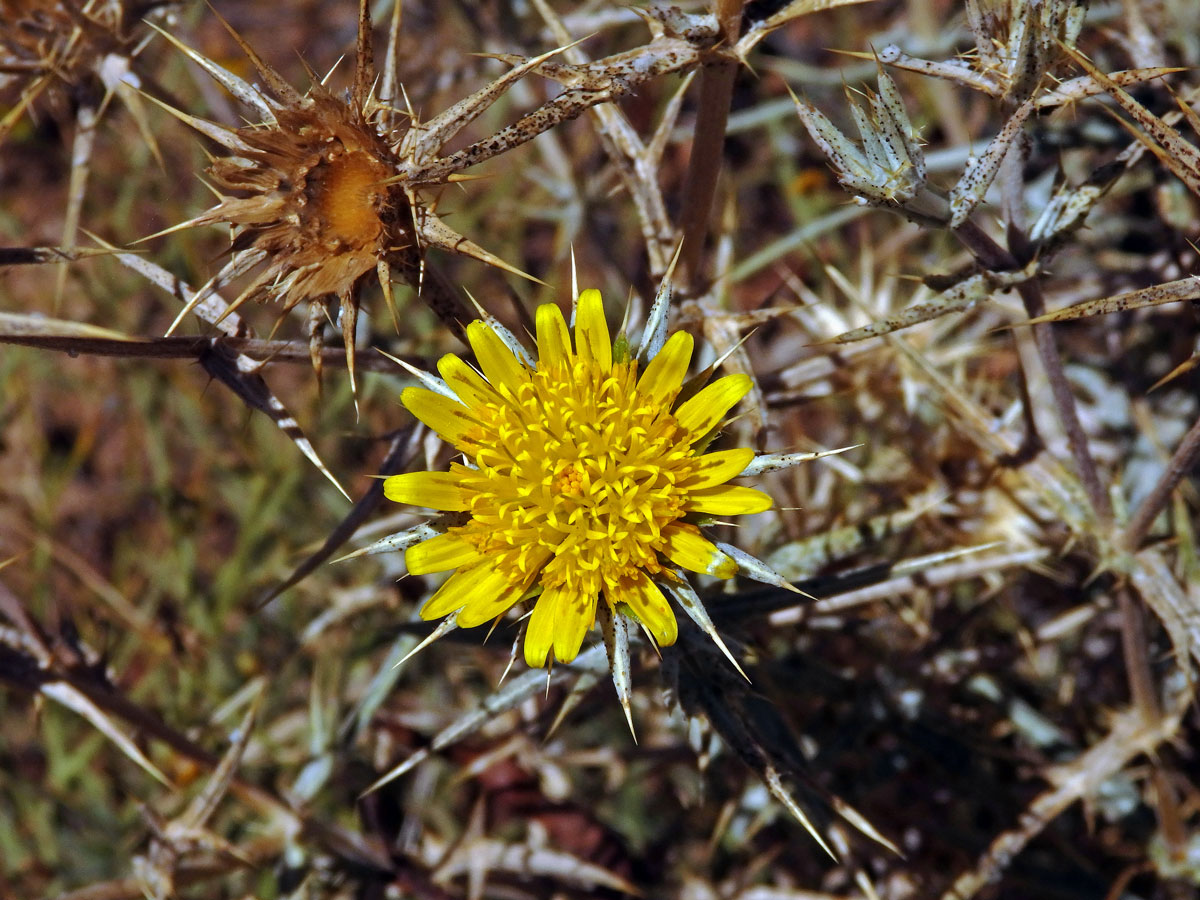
[373,285,808,719]
[2,1,170,270]
[1,0,134,128]
[874,0,1086,105]
[180,62,411,391]
[152,1,539,394]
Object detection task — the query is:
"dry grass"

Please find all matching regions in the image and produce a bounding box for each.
[2,1,1199,898]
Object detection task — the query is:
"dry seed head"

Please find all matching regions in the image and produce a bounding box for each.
[2,1,121,84]
[0,1,159,122]
[151,6,423,396]
[2,0,174,295]
[200,92,409,313]
[156,0,551,394]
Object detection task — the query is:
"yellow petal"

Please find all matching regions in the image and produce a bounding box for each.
[614,571,677,647]
[420,565,482,619]
[437,354,501,409]
[661,524,738,578]
[674,373,752,442]
[422,561,523,624]
[684,484,773,515]
[383,471,471,511]
[520,585,597,667]
[535,302,572,368]
[524,585,558,667]
[467,319,528,394]
[574,288,611,371]
[405,531,480,575]
[401,386,478,447]
[680,448,756,489]
[637,330,693,407]
[553,591,597,663]
[456,576,532,627]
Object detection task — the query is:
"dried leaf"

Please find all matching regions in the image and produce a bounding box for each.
[0,311,143,341]
[1034,67,1184,109]
[1025,276,1200,324]
[364,644,611,794]
[1060,43,1200,197]
[40,682,172,788]
[949,98,1034,228]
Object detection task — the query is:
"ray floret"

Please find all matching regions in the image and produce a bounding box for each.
[378,287,807,711]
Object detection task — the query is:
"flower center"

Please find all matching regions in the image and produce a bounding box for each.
[552,462,586,496]
[306,147,387,252]
[452,357,698,597]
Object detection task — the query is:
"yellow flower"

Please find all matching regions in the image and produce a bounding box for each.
[384,289,775,670]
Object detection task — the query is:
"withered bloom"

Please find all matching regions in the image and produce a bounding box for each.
[2,1,171,261]
[1,0,142,126]
[150,0,768,395]
[154,1,537,395]
[184,61,415,392]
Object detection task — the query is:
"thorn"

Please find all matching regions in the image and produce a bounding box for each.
[340,294,360,419]
[375,347,453,397]
[210,286,256,328]
[133,215,209,245]
[393,616,459,669]
[570,246,579,301]
[620,692,637,742]
[205,1,301,104]
[764,766,839,862]
[136,87,251,151]
[307,302,326,398]
[416,210,547,285]
[361,748,429,796]
[498,625,523,686]
[164,270,223,336]
[707,326,758,373]
[377,260,400,334]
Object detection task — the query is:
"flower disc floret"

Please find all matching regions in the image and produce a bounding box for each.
[384,290,772,667]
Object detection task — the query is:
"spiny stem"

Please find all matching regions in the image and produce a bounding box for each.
[1124,412,1200,550]
[408,39,720,187]
[678,0,744,293]
[679,64,736,293]
[1013,277,1113,525]
[1117,589,1158,719]
[0,333,436,373]
[1117,589,1187,857]
[952,218,1112,525]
